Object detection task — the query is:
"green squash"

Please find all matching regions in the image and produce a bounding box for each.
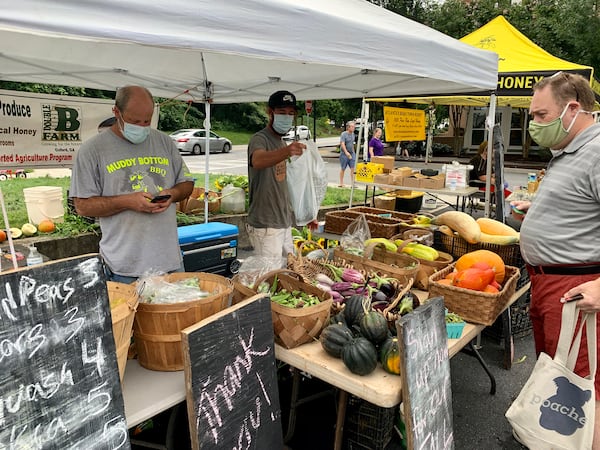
[341,337,378,376]
[379,336,401,375]
[359,311,389,344]
[320,323,354,358]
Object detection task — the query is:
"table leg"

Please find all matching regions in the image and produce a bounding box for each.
[501,309,515,370]
[461,342,497,395]
[334,390,348,450]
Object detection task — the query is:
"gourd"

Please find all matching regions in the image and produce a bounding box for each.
[344,294,367,326]
[341,337,378,376]
[379,336,401,375]
[478,232,519,245]
[329,311,347,327]
[320,323,354,358]
[432,211,481,244]
[359,311,389,344]
[455,249,506,284]
[453,267,496,291]
[476,217,519,237]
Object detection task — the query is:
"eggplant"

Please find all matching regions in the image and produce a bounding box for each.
[372,290,389,303]
[379,282,396,299]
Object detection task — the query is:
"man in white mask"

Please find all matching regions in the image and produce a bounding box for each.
[510,72,600,448]
[246,90,306,261]
[70,85,194,283]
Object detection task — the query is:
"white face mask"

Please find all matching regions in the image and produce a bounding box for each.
[272,114,294,135]
[118,114,150,144]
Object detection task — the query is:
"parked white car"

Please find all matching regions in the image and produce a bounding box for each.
[170,129,232,154]
[283,125,311,141]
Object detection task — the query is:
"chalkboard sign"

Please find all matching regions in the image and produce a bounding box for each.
[182,294,282,450]
[397,297,454,450]
[0,254,129,449]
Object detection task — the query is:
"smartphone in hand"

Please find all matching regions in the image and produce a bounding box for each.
[150,194,171,203]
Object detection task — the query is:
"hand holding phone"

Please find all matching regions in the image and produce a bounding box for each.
[150,194,171,203]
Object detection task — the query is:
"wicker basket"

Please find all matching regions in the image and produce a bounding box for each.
[333,247,419,287]
[255,270,333,349]
[347,206,415,223]
[428,264,520,326]
[108,281,139,383]
[231,274,257,306]
[371,246,452,290]
[133,272,233,371]
[434,230,530,290]
[324,210,400,238]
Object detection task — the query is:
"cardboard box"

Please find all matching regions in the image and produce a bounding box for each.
[421,174,446,189]
[373,173,391,185]
[402,173,426,188]
[390,173,405,185]
[371,156,395,172]
[355,162,385,182]
[393,166,413,178]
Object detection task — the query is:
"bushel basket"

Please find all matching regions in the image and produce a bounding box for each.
[256,269,333,349]
[324,210,400,238]
[108,281,139,383]
[428,264,520,326]
[133,272,232,371]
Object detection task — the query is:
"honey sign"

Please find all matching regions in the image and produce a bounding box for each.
[383,106,426,142]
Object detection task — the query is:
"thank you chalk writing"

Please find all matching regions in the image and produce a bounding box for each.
[182,295,282,450]
[0,255,129,449]
[397,297,454,450]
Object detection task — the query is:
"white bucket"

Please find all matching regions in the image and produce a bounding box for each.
[423,193,438,210]
[23,186,65,225]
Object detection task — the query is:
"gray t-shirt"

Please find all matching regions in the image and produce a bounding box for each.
[70,128,194,276]
[247,128,293,228]
[340,130,355,154]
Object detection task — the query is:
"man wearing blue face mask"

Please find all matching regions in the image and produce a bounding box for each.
[70,85,194,283]
[509,72,600,448]
[246,90,307,261]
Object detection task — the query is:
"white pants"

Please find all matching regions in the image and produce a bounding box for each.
[246,225,294,260]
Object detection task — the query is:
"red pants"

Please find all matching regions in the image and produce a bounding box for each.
[527,268,600,398]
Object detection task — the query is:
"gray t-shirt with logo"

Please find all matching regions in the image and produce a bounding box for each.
[70,129,194,276]
[247,128,293,228]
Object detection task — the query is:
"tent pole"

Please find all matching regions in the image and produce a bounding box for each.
[204,101,211,223]
[349,98,367,207]
[484,93,497,218]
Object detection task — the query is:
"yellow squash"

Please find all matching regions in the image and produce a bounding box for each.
[432,211,481,244]
[476,217,519,237]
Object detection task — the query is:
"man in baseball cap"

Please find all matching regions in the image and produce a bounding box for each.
[268,90,299,110]
[246,90,307,261]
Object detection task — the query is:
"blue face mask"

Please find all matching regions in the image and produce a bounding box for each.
[119,116,150,144]
[272,114,294,135]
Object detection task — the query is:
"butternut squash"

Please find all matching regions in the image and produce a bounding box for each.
[432,211,481,244]
[478,232,520,245]
[476,218,519,237]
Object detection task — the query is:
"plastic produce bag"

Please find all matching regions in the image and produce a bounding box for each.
[137,272,212,304]
[236,256,284,288]
[286,140,328,226]
[340,213,371,254]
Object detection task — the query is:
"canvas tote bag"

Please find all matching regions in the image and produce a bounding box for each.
[506,301,597,449]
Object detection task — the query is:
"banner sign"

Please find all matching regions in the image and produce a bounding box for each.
[383,106,426,142]
[0,89,158,169]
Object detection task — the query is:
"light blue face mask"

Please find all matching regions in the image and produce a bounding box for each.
[119,117,150,144]
[272,114,294,135]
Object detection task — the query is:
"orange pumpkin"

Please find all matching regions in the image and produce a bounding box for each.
[483,284,500,294]
[455,250,505,284]
[453,267,496,291]
[437,278,454,286]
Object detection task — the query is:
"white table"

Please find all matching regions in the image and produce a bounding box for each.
[355,181,479,211]
[121,359,185,428]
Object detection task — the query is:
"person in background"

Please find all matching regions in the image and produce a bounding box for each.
[246,90,307,260]
[368,127,384,160]
[510,71,600,448]
[70,85,195,284]
[469,140,493,184]
[97,116,116,133]
[339,121,356,187]
[400,141,410,159]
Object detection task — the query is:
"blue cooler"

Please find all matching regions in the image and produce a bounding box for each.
[177,222,240,277]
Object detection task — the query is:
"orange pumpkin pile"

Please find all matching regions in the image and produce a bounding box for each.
[444,249,506,293]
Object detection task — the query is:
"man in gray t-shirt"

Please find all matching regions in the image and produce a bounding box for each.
[247,90,306,260]
[70,85,194,283]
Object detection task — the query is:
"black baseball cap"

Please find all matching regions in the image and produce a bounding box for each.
[268,90,298,109]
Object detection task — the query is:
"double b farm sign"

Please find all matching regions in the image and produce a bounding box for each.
[0,89,158,169]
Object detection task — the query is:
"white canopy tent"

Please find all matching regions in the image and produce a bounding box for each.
[0,0,498,219]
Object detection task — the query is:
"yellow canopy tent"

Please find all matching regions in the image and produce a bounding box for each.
[370,15,600,107]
